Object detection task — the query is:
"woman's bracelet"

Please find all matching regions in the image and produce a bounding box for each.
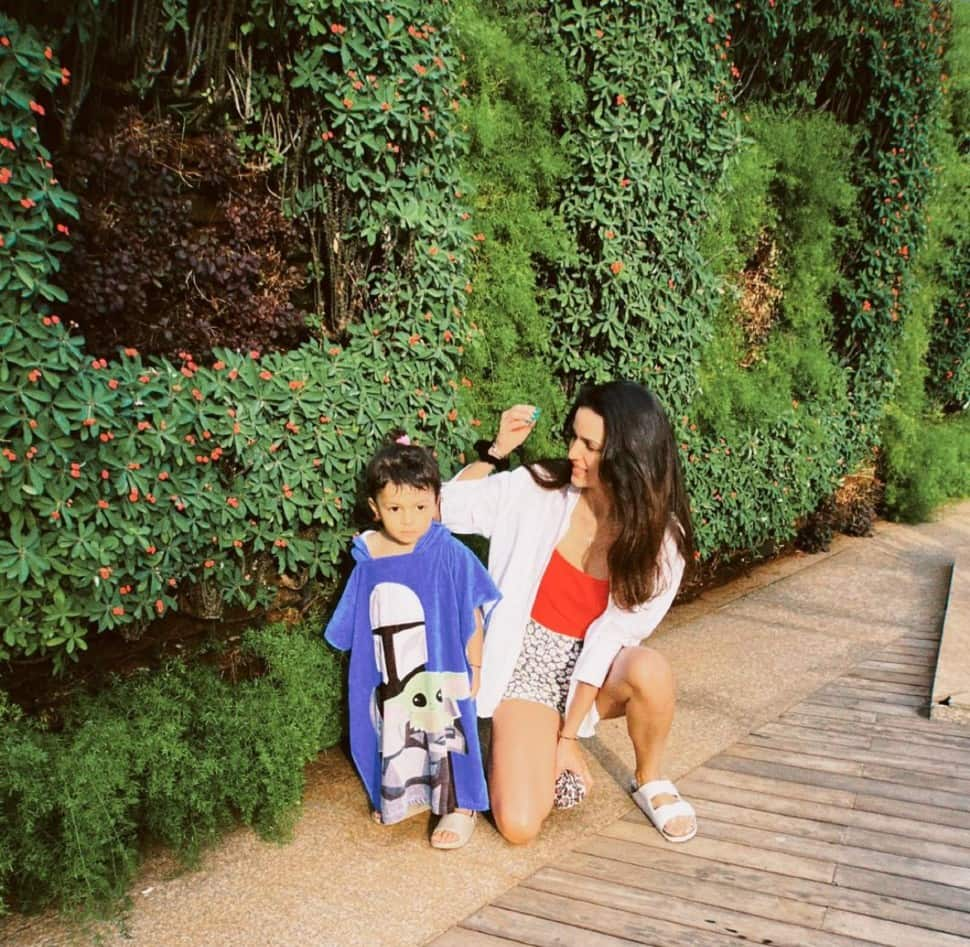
[559,732,578,741]
[468,662,481,668]
[473,438,511,472]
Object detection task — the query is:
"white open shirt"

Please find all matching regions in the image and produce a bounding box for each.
[440,466,685,736]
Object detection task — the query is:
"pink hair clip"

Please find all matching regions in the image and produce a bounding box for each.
[395,434,411,446]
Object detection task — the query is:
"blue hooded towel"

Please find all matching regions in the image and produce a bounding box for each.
[324,521,499,824]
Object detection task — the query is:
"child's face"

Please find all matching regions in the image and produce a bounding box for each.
[368,483,437,550]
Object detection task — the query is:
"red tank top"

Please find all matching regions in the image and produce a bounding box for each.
[530,549,610,639]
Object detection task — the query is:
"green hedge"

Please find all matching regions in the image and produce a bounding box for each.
[0,8,481,667]
[0,1,965,659]
[0,622,343,915]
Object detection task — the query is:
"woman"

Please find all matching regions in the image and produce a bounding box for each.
[439,380,696,845]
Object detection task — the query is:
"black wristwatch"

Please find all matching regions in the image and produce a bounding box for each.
[473,438,511,472]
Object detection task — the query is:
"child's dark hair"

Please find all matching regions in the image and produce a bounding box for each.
[364,431,441,500]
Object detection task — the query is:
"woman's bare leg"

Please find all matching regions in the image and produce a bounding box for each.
[487,698,560,844]
[596,645,695,838]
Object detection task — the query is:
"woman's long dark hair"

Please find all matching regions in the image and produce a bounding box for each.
[527,381,694,608]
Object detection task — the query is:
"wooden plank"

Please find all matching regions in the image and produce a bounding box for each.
[465,904,643,947]
[859,762,970,797]
[823,908,970,947]
[817,683,927,705]
[706,754,970,813]
[683,764,858,807]
[553,850,826,928]
[739,734,970,781]
[429,929,522,947]
[836,675,929,697]
[779,712,970,751]
[660,796,846,844]
[790,702,878,723]
[834,864,970,913]
[600,820,836,882]
[842,825,970,867]
[752,721,871,748]
[853,791,970,830]
[523,867,873,947]
[883,642,939,655]
[859,658,936,674]
[868,735,970,767]
[576,836,970,940]
[679,771,970,848]
[722,743,863,776]
[800,693,927,717]
[489,888,737,947]
[698,818,970,888]
[875,712,970,739]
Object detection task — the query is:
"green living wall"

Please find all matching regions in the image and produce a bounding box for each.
[1,0,968,915]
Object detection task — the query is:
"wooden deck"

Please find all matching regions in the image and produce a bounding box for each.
[431,628,970,946]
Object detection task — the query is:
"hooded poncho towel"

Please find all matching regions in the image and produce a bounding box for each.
[324,521,499,824]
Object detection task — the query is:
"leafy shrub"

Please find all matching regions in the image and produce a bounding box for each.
[59,109,307,360]
[0,9,483,667]
[0,622,343,915]
[451,0,576,455]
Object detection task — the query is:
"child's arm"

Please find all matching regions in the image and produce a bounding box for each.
[466,609,484,698]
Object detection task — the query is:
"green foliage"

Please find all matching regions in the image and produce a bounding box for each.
[0,622,343,914]
[880,4,970,519]
[0,9,482,666]
[451,0,576,456]
[544,0,739,410]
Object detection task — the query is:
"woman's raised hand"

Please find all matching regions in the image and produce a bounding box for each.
[492,404,539,458]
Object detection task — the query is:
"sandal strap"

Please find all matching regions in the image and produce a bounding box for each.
[633,778,679,798]
[648,799,695,828]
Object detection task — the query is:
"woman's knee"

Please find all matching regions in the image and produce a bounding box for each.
[625,646,675,701]
[492,802,547,845]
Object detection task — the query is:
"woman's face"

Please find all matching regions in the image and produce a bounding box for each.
[567,407,606,491]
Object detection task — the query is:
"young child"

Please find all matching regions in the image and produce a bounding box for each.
[324,434,499,849]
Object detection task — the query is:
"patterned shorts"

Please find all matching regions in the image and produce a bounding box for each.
[503,619,583,715]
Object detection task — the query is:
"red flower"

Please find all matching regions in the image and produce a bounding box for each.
[330,23,346,34]
[610,261,624,275]
[44,45,52,59]
[27,368,41,382]
[443,330,454,342]
[29,101,45,116]
[274,538,288,548]
[0,167,10,184]
[447,408,458,422]
[112,606,125,616]
[414,63,427,76]
[862,300,872,312]
[61,68,70,85]
[155,600,165,614]
[259,370,273,380]
[0,37,9,47]
[620,178,630,188]
[615,94,627,106]
[342,97,354,108]
[145,545,157,555]
[288,380,305,390]
[227,497,239,508]
[20,198,36,209]
[98,499,109,509]
[108,378,119,390]
[0,138,15,151]
[204,559,215,568]
[129,488,139,502]
[381,102,392,112]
